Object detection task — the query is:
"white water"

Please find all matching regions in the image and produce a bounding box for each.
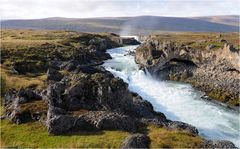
[103,45,240,147]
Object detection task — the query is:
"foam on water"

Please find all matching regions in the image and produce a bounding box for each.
[103,45,240,147]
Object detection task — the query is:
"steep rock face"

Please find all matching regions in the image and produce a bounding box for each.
[42,67,171,135]
[135,36,240,107]
[42,67,199,136]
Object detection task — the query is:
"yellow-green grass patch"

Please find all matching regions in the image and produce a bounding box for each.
[148,125,204,148]
[0,120,129,148]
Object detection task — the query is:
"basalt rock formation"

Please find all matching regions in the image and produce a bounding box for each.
[135,35,240,107]
[3,88,46,124]
[42,68,198,135]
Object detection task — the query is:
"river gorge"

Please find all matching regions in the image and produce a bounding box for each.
[103,45,240,147]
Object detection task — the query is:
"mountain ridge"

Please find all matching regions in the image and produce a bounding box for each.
[1,15,239,35]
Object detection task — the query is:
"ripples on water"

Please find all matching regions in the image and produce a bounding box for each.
[103,45,240,147]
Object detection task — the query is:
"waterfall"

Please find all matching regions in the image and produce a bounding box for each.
[103,45,240,147]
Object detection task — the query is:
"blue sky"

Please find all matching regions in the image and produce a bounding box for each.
[0,0,239,19]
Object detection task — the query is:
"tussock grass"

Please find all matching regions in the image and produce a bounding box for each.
[19,100,48,113]
[0,121,205,148]
[151,32,239,49]
[0,66,46,95]
[148,125,204,148]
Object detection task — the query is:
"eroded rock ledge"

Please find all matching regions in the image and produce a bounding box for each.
[135,35,240,107]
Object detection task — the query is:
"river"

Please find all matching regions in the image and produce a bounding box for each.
[103,45,240,147]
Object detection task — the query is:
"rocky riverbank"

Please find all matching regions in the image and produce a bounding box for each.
[1,30,237,148]
[135,33,240,108]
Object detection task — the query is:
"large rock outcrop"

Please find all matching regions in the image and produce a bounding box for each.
[135,35,240,107]
[39,66,199,136]
[42,67,171,135]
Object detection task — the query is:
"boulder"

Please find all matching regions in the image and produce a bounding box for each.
[121,133,150,148]
[166,121,199,135]
[120,38,140,46]
[46,106,75,134]
[75,111,137,132]
[17,88,42,103]
[202,140,237,148]
[93,112,136,132]
[46,107,137,135]
[4,88,42,105]
[46,68,63,81]
[47,114,76,135]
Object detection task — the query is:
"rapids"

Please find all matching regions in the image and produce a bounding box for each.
[103,45,240,147]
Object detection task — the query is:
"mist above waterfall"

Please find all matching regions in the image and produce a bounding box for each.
[120,16,160,35]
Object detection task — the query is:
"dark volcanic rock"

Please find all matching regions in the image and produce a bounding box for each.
[121,133,150,148]
[43,69,171,135]
[4,88,42,105]
[43,70,166,119]
[46,68,63,81]
[3,88,45,124]
[43,82,66,108]
[202,140,237,148]
[46,106,75,135]
[166,121,199,135]
[120,38,140,45]
[46,107,137,135]
[88,111,136,132]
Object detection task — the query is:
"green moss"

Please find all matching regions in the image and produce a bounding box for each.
[0,67,46,91]
[188,41,224,50]
[0,120,129,148]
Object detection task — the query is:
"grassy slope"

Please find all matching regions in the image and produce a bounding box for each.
[148,126,203,148]
[192,15,239,26]
[0,121,204,148]
[0,121,129,148]
[0,29,206,148]
[150,32,239,49]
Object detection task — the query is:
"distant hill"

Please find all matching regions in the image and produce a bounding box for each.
[1,15,239,35]
[192,15,239,26]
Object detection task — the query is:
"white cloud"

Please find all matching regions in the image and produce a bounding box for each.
[0,0,239,19]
